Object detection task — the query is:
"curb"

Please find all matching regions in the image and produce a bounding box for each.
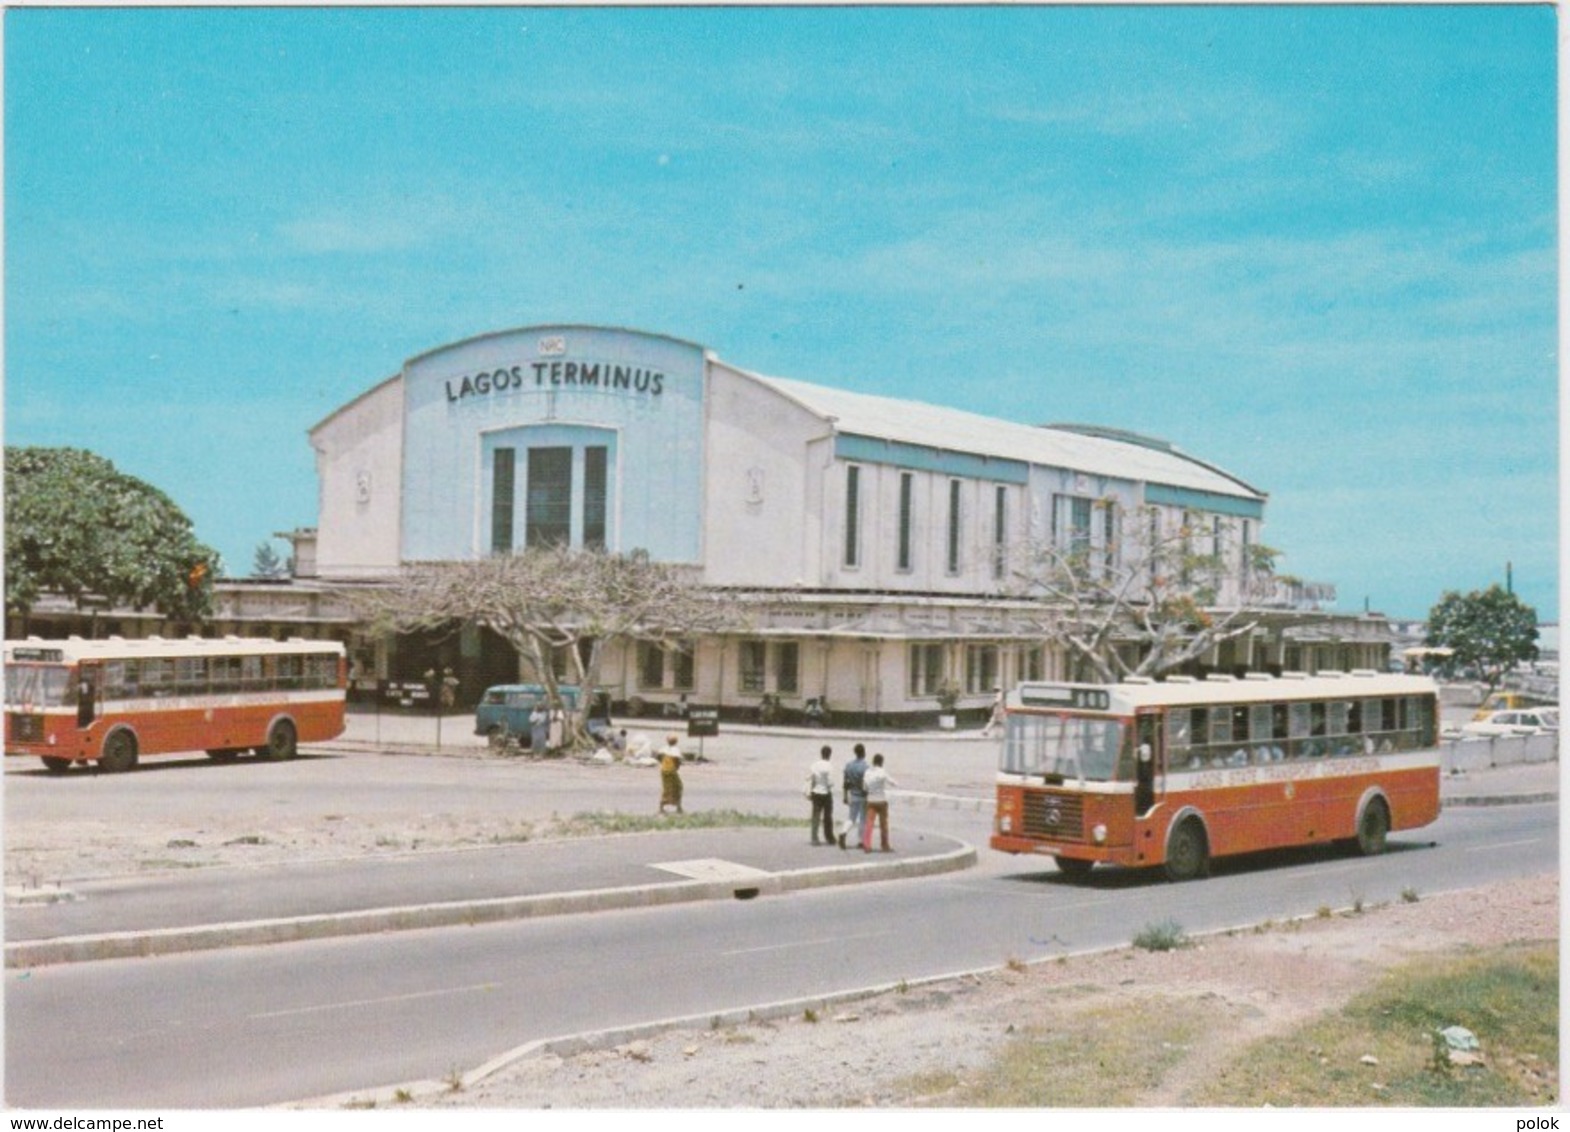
[3,843,976,970]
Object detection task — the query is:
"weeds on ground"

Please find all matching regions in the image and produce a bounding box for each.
[1185,941,1557,1106]
[551,810,803,836]
[1131,919,1189,952]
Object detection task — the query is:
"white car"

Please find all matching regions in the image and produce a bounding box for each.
[1459,708,1559,738]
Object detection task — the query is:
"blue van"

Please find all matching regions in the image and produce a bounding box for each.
[474,684,581,748]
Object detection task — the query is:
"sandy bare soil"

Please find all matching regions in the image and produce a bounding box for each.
[374,871,1558,1110]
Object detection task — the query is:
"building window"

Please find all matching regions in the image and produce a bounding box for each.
[583,445,608,550]
[637,641,666,689]
[1054,494,1093,556]
[946,479,962,574]
[966,644,998,694]
[844,465,862,569]
[1020,645,1045,682]
[908,643,944,698]
[774,642,799,695]
[526,447,573,548]
[992,485,1007,580]
[739,641,767,693]
[491,448,516,554]
[672,642,695,691]
[897,472,914,572]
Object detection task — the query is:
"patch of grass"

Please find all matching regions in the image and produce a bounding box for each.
[1402,887,1421,904]
[1132,919,1189,952]
[550,810,803,836]
[137,859,210,870]
[915,999,1209,1106]
[1185,942,1558,1107]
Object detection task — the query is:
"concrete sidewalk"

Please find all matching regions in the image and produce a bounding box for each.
[4,825,975,968]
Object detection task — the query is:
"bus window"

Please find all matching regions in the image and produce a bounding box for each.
[4,664,70,707]
[1002,713,1126,782]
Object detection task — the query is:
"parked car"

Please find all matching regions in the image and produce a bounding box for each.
[1472,691,1540,721]
[1459,708,1559,738]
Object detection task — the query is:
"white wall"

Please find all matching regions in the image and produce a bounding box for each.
[312,376,405,578]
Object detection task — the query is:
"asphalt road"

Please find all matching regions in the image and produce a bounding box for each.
[5,796,1555,1109]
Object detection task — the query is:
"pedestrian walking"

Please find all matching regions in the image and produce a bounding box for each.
[658,733,685,815]
[980,686,1005,738]
[806,745,835,845]
[838,743,868,850]
[862,752,897,852]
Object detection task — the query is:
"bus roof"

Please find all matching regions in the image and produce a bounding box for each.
[1010,671,1439,713]
[4,637,345,663]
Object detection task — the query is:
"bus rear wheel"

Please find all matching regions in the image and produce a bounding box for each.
[1164,819,1209,882]
[1355,798,1390,857]
[256,720,298,762]
[99,732,138,774]
[40,756,72,774]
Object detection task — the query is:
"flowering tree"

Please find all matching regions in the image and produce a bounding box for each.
[5,447,220,625]
[352,546,749,749]
[1006,501,1280,682]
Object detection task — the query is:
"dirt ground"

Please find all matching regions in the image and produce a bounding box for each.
[391,871,1557,1110]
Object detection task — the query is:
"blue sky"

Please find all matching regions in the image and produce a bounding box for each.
[5,6,1558,623]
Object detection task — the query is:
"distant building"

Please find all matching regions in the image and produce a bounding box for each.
[13,324,1394,725]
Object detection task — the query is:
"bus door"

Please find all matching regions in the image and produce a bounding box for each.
[1134,712,1160,816]
[76,664,101,729]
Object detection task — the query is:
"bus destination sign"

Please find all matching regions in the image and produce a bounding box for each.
[9,647,64,663]
[1019,684,1110,711]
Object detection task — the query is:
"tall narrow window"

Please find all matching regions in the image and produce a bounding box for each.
[992,485,1007,579]
[843,465,861,568]
[739,641,767,693]
[526,447,573,547]
[673,643,695,690]
[583,446,608,550]
[491,448,516,554]
[775,642,799,694]
[1070,497,1092,555]
[1101,499,1118,576]
[897,472,914,571]
[946,479,962,574]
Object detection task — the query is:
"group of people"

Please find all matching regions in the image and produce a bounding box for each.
[807,742,894,852]
[650,735,898,851]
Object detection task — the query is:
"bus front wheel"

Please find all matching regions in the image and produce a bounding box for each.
[256,720,298,762]
[1055,857,1095,881]
[99,732,138,773]
[1164,819,1209,882]
[1355,799,1390,857]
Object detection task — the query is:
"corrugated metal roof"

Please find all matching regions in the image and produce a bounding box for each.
[748,372,1264,501]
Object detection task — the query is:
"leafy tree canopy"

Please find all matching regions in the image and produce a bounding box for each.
[1425,584,1538,691]
[5,446,221,621]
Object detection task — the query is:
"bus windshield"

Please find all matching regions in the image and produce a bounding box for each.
[5,664,72,708]
[1002,713,1126,782]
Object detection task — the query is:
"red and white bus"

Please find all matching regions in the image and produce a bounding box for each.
[991,672,1442,881]
[4,636,347,773]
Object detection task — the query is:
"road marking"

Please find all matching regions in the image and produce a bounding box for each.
[249,982,499,1019]
[650,858,772,881]
[1474,837,1544,852]
[721,929,892,957]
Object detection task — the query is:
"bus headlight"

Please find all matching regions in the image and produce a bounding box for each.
[998,815,1013,834]
[1092,823,1107,844]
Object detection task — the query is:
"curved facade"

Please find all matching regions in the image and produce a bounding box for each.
[302,323,1381,725]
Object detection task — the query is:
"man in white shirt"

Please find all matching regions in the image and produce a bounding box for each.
[807,745,835,845]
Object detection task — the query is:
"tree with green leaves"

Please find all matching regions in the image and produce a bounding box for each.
[351,546,750,750]
[4,447,221,626]
[1425,584,1539,692]
[252,540,291,579]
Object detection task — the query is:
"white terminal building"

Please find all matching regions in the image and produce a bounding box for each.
[178,324,1388,726]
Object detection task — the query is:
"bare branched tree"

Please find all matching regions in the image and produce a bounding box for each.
[1006,502,1281,682]
[350,547,749,749]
